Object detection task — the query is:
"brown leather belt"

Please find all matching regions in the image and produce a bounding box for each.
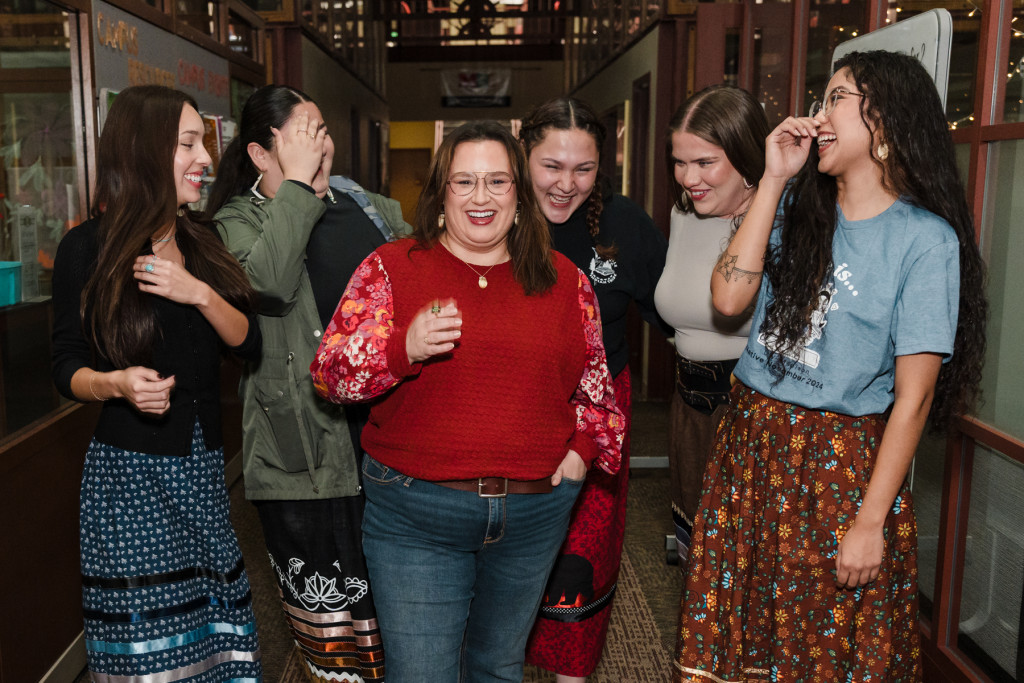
[434,477,552,498]
[675,353,738,415]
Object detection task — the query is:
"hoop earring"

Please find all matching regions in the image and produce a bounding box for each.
[876,143,889,161]
[438,212,445,229]
[250,172,264,193]
[743,178,753,189]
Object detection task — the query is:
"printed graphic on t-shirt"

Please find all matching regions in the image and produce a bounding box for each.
[756,280,840,370]
[588,248,617,284]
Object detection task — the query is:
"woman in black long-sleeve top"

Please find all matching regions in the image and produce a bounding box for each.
[51,85,263,681]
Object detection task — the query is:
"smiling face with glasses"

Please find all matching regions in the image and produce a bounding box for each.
[807,68,882,180]
[441,140,519,263]
[447,171,515,196]
[808,86,866,118]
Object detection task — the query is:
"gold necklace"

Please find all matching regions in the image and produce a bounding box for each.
[456,257,500,289]
[442,237,504,289]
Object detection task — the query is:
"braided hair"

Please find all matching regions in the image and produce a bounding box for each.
[520,96,617,261]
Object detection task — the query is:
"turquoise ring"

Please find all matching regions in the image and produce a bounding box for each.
[145,263,155,273]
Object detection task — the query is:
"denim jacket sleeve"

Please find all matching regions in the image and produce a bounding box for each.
[366,191,413,238]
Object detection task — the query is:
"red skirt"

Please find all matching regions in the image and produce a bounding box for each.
[525,369,632,677]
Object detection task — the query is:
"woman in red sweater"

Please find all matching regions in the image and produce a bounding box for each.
[310,121,624,682]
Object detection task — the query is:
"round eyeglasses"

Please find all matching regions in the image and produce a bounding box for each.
[808,88,866,118]
[447,172,515,196]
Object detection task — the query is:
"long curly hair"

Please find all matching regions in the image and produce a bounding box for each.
[519,96,617,261]
[666,85,770,214]
[413,121,556,296]
[82,85,255,368]
[764,50,986,431]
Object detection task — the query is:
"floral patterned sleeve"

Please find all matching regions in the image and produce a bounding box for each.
[311,252,420,403]
[569,269,626,475]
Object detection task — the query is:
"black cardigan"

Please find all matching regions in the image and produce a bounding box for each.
[550,191,672,378]
[51,218,260,456]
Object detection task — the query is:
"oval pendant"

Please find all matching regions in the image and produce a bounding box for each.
[478,276,488,289]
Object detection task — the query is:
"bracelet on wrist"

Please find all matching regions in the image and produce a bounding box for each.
[89,371,107,402]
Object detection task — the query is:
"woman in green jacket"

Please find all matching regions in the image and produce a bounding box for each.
[206,84,409,682]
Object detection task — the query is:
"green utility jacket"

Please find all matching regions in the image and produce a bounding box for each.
[215,179,409,500]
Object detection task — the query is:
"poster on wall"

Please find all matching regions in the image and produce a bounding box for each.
[441,68,511,108]
[92,0,231,117]
[202,114,223,177]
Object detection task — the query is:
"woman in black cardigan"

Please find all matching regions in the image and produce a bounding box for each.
[51,85,262,681]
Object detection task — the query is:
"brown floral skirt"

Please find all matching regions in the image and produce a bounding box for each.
[674,383,922,683]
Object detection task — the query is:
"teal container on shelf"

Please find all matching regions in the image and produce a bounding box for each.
[0,262,22,306]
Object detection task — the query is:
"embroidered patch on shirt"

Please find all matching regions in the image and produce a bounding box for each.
[588,248,617,284]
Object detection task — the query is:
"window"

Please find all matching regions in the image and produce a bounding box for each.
[978,140,1024,441]
[0,0,81,439]
[0,6,78,303]
[177,0,220,37]
[804,0,868,118]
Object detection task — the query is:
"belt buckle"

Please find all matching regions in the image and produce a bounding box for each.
[478,478,508,498]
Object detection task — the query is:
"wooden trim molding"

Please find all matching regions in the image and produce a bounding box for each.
[958,415,1024,465]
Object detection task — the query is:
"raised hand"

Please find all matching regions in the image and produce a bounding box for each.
[765,116,820,182]
[406,299,462,364]
[270,109,326,187]
[134,255,211,308]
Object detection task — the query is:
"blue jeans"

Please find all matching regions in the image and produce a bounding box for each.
[361,454,583,683]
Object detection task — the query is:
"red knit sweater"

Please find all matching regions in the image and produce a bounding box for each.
[311,239,623,481]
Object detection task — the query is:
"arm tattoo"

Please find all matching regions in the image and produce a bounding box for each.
[716,252,763,284]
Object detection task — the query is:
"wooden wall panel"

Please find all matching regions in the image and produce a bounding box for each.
[0,402,98,683]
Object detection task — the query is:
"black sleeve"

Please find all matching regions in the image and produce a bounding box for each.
[228,310,262,362]
[51,220,99,401]
[620,197,674,337]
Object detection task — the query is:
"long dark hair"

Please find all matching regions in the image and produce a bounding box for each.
[82,85,255,367]
[519,96,617,261]
[666,85,770,214]
[205,84,315,216]
[414,121,556,296]
[764,50,986,430]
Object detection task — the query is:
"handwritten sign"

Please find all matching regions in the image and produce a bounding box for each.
[831,9,951,107]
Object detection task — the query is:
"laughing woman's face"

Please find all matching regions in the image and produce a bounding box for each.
[527,127,599,225]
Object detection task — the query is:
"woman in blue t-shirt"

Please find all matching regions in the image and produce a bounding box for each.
[674,51,986,682]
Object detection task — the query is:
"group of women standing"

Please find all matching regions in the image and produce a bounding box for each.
[52,47,986,683]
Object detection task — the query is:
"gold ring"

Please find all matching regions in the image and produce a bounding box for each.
[424,336,430,345]
[309,132,316,139]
